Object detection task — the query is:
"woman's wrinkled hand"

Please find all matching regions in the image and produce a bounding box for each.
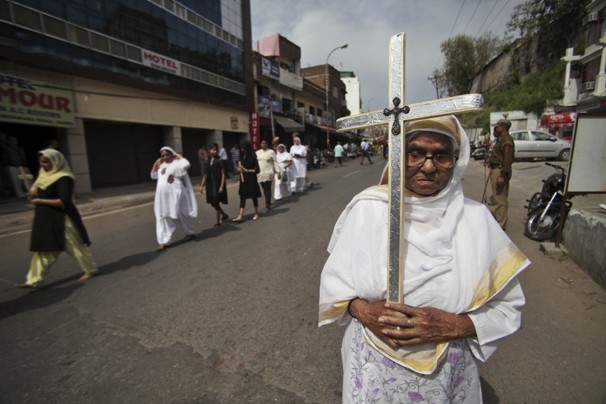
[378,302,475,348]
[349,299,407,349]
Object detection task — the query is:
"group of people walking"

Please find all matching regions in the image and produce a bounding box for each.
[153,137,311,252]
[13,135,312,287]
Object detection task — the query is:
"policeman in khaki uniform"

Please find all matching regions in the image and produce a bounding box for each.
[486,118,514,230]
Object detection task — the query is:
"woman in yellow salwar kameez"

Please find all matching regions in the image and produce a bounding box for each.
[15,149,97,288]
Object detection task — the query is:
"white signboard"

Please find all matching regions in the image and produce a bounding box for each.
[566,115,606,193]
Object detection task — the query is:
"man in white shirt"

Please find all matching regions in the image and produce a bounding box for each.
[360,139,373,165]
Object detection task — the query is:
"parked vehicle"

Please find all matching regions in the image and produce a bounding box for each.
[524,162,566,213]
[510,129,571,161]
[524,163,572,241]
[471,146,490,161]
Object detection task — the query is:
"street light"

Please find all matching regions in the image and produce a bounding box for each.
[325,43,348,148]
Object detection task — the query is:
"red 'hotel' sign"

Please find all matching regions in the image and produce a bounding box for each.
[0,73,75,128]
[142,49,181,75]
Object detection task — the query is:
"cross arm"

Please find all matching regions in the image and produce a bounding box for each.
[336,93,484,133]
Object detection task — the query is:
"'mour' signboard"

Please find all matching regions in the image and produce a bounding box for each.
[0,73,75,128]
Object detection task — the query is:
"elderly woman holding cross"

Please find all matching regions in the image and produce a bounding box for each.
[319,115,529,403]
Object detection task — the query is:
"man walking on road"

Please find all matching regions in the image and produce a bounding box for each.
[359,139,373,165]
[486,118,514,230]
[333,142,344,167]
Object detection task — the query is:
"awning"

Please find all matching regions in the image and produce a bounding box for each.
[541,112,576,126]
[305,121,337,134]
[274,116,304,132]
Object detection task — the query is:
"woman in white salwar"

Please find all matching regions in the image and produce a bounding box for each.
[151,146,197,251]
[274,144,292,200]
[289,136,307,193]
[319,115,530,403]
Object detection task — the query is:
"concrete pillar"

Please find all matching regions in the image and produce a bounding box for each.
[162,126,183,153]
[206,129,223,149]
[596,46,606,96]
[65,118,92,194]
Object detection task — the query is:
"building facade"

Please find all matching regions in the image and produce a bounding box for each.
[255,33,350,150]
[561,0,606,112]
[0,0,254,192]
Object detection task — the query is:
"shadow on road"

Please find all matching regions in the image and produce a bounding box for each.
[481,377,500,403]
[0,280,83,320]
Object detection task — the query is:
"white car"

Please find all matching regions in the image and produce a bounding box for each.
[510,130,571,161]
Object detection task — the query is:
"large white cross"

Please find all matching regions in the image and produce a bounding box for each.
[337,33,483,303]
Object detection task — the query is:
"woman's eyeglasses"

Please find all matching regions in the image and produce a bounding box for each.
[405,151,457,168]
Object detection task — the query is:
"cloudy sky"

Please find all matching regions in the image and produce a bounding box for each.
[251,0,526,111]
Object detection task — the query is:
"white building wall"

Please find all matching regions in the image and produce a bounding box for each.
[342,76,361,115]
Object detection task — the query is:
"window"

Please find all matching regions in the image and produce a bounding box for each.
[14,4,41,30]
[533,131,551,141]
[68,24,89,46]
[513,131,528,141]
[110,39,126,58]
[43,14,67,39]
[90,32,109,52]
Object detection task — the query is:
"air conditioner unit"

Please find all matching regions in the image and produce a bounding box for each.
[588,12,599,22]
[583,81,596,91]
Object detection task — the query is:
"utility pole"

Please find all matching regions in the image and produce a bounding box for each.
[428,73,443,99]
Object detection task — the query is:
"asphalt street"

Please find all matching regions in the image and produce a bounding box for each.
[0,157,605,403]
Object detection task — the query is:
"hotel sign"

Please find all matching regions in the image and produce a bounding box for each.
[142,49,181,75]
[0,73,75,128]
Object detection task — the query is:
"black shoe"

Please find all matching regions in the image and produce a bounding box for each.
[221,213,229,221]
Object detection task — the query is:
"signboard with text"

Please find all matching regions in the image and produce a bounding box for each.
[261,57,280,80]
[142,49,181,75]
[0,73,75,128]
[250,112,260,150]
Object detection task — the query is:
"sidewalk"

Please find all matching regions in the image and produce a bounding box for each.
[0,181,158,236]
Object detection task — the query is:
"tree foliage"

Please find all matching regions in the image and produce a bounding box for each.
[506,0,590,63]
[459,62,566,129]
[436,33,504,96]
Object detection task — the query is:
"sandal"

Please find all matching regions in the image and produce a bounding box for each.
[252,214,260,221]
[182,234,195,242]
[213,223,221,227]
[14,283,38,289]
[232,217,243,223]
[221,213,229,221]
[156,244,169,252]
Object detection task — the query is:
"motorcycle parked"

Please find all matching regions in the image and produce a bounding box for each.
[471,146,489,161]
[524,163,572,241]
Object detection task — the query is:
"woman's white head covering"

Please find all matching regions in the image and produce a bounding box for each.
[160,146,177,155]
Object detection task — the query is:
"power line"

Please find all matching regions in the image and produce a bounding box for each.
[475,0,500,38]
[448,0,467,39]
[482,0,512,37]
[462,0,483,35]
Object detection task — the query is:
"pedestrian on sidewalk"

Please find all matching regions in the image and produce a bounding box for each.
[198,145,208,178]
[232,141,261,222]
[256,139,280,210]
[151,146,198,251]
[15,149,98,288]
[200,144,229,227]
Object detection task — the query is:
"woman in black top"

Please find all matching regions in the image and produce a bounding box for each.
[232,141,261,222]
[200,144,229,227]
[15,149,97,288]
